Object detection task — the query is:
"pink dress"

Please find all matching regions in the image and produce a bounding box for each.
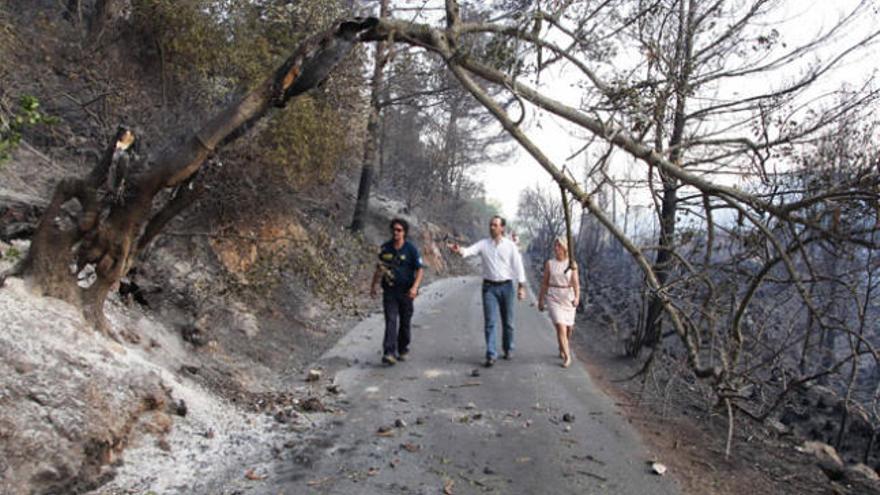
[545,258,576,326]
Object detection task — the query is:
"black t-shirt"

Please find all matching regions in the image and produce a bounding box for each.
[378,240,423,292]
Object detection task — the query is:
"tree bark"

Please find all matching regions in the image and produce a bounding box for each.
[20,18,378,331]
[351,0,390,232]
[634,0,696,353]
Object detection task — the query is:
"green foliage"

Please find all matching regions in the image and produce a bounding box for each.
[129,0,348,91]
[128,0,362,189]
[3,245,21,261]
[0,95,58,163]
[130,0,230,86]
[259,96,356,188]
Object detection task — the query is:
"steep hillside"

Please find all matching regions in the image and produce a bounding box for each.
[0,3,471,493]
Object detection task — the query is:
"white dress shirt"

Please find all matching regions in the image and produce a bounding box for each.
[460,237,526,284]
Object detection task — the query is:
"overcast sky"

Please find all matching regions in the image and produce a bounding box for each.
[469,0,879,222]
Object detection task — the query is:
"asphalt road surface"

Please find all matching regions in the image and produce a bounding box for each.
[270,276,682,495]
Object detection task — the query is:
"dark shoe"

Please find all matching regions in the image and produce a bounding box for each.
[503,351,513,360]
[382,354,397,365]
[398,351,409,362]
[484,357,496,368]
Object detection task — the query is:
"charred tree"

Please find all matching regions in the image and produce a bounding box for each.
[15,18,378,332]
[351,0,390,232]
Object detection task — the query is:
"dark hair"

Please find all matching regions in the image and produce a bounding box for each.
[490,215,506,227]
[390,218,409,236]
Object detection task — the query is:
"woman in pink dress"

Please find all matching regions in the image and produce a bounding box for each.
[537,237,580,367]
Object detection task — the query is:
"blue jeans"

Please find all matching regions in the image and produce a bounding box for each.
[482,281,515,359]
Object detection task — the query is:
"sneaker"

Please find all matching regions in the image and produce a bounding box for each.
[484,357,496,368]
[503,351,513,360]
[398,351,409,362]
[382,354,397,365]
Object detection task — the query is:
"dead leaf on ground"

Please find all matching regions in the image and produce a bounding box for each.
[244,468,266,481]
[401,442,421,452]
[443,478,455,494]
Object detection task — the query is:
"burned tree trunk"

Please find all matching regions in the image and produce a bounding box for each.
[636,176,678,351]
[18,18,378,332]
[350,0,390,232]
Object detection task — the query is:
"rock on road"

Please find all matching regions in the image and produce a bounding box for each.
[267,276,682,495]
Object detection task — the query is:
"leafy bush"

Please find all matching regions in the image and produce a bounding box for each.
[0,95,58,163]
[127,0,363,184]
[129,0,349,92]
[259,96,357,188]
[3,245,21,261]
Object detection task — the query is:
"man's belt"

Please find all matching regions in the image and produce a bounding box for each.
[483,279,512,286]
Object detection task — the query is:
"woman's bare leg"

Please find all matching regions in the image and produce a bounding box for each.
[563,325,572,367]
[556,323,571,367]
[555,324,566,360]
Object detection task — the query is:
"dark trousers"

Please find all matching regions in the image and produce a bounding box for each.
[383,290,414,356]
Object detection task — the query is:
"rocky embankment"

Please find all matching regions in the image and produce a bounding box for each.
[0,269,344,494]
[0,159,462,495]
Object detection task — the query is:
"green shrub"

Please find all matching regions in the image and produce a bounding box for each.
[0,95,59,163]
[259,96,356,188]
[3,245,21,261]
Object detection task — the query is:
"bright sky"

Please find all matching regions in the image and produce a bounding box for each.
[469,0,879,222]
[472,52,600,221]
[475,109,582,220]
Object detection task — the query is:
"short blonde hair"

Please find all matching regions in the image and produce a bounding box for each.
[554,236,568,254]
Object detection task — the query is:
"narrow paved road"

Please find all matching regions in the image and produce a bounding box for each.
[270,277,681,495]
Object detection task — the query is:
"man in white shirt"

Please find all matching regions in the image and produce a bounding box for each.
[449,216,527,367]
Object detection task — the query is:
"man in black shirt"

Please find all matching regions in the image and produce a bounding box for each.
[370,218,424,365]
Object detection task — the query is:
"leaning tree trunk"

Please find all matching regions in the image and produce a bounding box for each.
[18,18,378,332]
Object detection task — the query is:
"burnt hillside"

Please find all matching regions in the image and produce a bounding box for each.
[0,2,482,493]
